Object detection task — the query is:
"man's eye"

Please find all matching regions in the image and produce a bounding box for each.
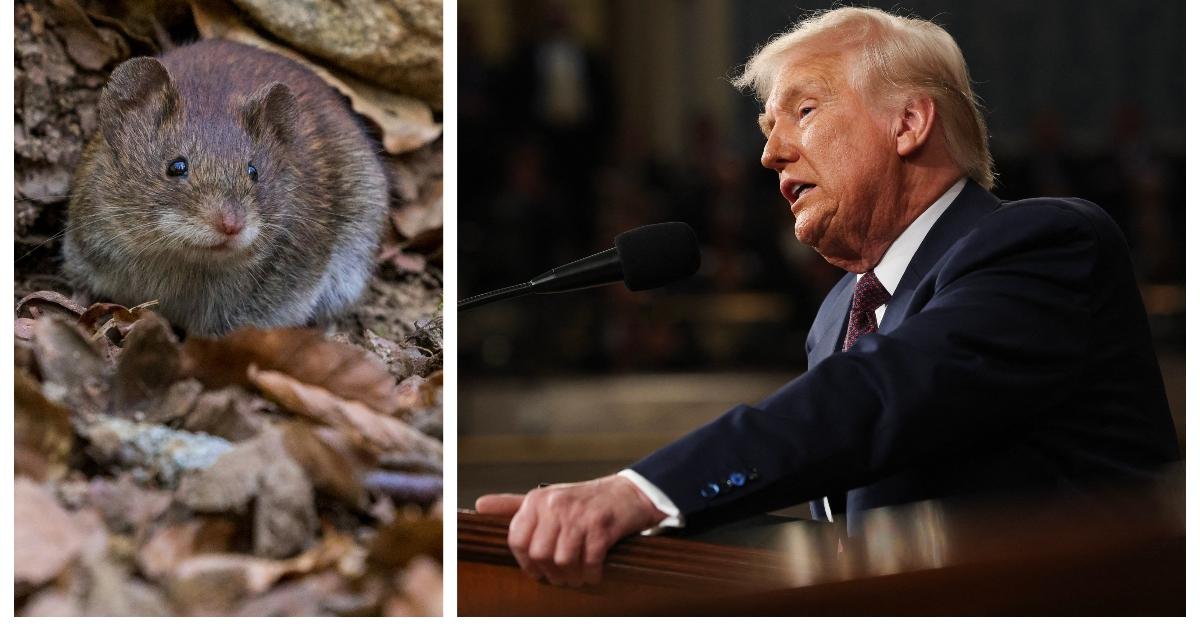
[800,106,815,118]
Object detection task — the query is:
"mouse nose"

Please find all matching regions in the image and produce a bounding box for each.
[214,203,247,236]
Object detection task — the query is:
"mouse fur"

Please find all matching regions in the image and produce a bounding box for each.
[63,39,388,336]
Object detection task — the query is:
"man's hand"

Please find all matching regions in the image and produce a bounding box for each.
[475,474,668,587]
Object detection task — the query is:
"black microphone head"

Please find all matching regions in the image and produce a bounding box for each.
[614,222,701,291]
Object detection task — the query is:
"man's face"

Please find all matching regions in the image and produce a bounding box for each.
[758,49,904,270]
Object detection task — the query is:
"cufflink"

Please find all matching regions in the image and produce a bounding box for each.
[726,472,746,487]
[700,482,721,498]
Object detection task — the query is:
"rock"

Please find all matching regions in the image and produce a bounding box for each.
[231,0,442,107]
[84,417,234,486]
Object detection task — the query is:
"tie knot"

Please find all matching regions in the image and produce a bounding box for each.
[853,270,891,312]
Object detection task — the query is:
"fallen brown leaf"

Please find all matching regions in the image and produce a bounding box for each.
[396,371,442,409]
[367,515,441,569]
[179,386,268,442]
[111,313,181,413]
[167,528,355,614]
[87,474,173,538]
[234,570,345,616]
[138,517,240,581]
[33,316,109,416]
[45,0,124,70]
[16,317,36,340]
[280,422,371,507]
[384,556,442,616]
[391,179,443,242]
[181,327,405,415]
[15,369,73,481]
[249,367,442,460]
[16,290,86,318]
[175,427,317,559]
[80,555,175,616]
[363,329,433,380]
[15,478,107,592]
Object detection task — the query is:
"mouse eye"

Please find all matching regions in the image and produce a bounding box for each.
[247,162,258,182]
[166,158,188,177]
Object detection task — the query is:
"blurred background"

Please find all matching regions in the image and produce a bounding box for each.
[457,0,1185,507]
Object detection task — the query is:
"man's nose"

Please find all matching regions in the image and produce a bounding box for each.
[760,131,797,171]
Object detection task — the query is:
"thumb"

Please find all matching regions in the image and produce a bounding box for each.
[475,493,526,515]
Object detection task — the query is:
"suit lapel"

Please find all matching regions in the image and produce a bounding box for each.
[879,181,1002,333]
[809,273,856,367]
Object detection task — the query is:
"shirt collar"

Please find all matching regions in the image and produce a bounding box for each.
[859,177,967,292]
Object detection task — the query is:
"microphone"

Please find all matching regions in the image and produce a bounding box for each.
[459,222,701,311]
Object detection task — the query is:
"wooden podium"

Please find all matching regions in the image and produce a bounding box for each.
[458,479,1184,615]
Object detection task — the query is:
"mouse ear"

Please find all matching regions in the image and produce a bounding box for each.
[241,82,298,146]
[98,57,179,148]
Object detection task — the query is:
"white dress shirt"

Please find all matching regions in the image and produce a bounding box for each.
[623,178,968,532]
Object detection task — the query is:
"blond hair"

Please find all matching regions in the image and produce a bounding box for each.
[735,7,995,190]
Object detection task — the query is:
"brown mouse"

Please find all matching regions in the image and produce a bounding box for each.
[63,39,388,336]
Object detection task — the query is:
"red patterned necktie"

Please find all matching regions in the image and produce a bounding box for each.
[842,270,891,351]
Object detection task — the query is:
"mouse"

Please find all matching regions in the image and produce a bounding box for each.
[62,39,388,336]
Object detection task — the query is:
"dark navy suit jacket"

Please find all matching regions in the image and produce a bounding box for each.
[631,180,1180,533]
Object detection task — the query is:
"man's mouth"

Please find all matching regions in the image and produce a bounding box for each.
[781,180,816,205]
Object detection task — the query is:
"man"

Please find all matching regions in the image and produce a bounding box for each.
[476,7,1179,588]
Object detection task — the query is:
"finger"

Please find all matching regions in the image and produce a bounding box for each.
[582,529,609,586]
[553,524,586,587]
[528,517,566,586]
[507,502,542,581]
[476,493,526,515]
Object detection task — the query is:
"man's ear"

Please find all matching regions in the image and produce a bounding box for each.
[895,94,937,158]
[98,57,179,148]
[240,82,298,146]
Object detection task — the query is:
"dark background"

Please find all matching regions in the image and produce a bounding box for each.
[457,0,1185,504]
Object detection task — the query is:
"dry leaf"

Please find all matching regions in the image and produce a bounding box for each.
[367,516,441,569]
[181,327,405,415]
[384,556,442,616]
[138,517,240,581]
[362,471,441,506]
[21,588,83,616]
[86,474,173,538]
[15,369,73,481]
[179,386,268,442]
[175,428,317,558]
[167,529,354,614]
[16,317,37,340]
[364,329,432,380]
[391,179,443,241]
[15,478,106,591]
[16,290,87,318]
[80,555,175,616]
[234,570,345,617]
[33,316,109,415]
[190,0,440,154]
[111,313,180,413]
[142,378,203,424]
[250,367,442,459]
[280,423,371,507]
[46,0,123,70]
[396,371,442,409]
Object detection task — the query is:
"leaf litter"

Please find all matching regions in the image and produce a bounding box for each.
[16,0,443,615]
[16,301,443,616]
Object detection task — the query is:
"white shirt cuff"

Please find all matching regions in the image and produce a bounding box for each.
[618,469,685,534]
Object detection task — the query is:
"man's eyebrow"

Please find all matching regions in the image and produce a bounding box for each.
[778,78,829,103]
